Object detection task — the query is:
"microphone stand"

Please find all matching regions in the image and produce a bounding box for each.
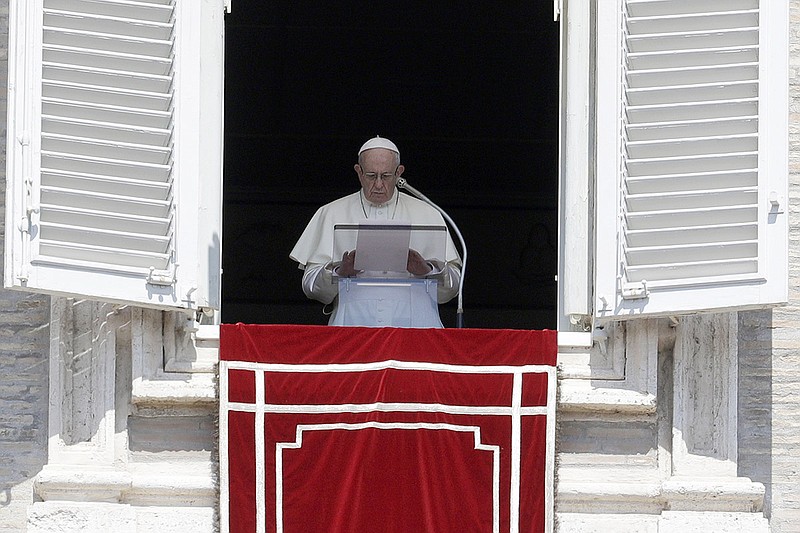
[396,178,467,328]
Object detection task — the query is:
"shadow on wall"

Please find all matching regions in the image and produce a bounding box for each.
[737,309,773,518]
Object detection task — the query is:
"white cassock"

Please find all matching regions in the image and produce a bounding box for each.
[290,189,462,327]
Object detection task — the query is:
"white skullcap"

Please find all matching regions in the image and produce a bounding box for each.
[358,136,399,156]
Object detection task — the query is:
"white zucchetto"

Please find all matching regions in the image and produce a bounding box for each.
[358,136,400,157]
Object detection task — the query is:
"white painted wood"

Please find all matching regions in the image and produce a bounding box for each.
[4,0,224,312]
[593,0,789,319]
[559,0,592,325]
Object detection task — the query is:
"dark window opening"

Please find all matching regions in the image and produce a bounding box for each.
[222,2,559,329]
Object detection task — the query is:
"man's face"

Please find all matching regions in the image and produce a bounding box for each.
[355,148,405,204]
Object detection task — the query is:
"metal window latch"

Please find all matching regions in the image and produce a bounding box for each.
[553,0,562,21]
[147,264,177,286]
[593,326,608,356]
[621,280,649,300]
[769,191,785,214]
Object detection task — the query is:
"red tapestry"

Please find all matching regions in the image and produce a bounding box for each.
[220,324,557,533]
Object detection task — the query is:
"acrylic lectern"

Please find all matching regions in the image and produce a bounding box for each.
[330,222,449,328]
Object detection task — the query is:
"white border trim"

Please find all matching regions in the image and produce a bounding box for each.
[225,359,554,374]
[275,423,501,533]
[220,360,556,533]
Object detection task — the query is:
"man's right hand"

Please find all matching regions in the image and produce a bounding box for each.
[336,250,358,277]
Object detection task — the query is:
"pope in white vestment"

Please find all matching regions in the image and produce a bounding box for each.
[289,136,462,327]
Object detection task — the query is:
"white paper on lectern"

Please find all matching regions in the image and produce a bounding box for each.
[353,220,412,273]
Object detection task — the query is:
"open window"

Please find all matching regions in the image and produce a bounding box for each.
[220,2,560,329]
[4,1,787,333]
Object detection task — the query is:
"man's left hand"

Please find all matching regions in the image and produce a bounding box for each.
[407,249,433,276]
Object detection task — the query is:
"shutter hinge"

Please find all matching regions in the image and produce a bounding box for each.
[621,280,649,300]
[553,0,562,21]
[593,326,608,356]
[17,135,38,284]
[147,264,177,286]
[224,0,232,13]
[19,135,39,224]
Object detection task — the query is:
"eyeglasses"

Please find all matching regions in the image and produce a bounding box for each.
[362,169,398,182]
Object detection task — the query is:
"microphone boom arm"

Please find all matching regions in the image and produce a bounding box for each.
[396,177,466,328]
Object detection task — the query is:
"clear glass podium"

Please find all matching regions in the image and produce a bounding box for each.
[330,222,448,328]
[331,278,442,328]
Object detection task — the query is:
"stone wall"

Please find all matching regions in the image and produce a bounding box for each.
[736,2,800,531]
[0,290,49,533]
[0,1,51,531]
[0,1,797,532]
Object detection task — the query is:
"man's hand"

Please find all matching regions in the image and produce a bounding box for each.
[337,250,358,277]
[407,249,433,276]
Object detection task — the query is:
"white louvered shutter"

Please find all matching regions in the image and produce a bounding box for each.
[5,0,224,311]
[593,0,788,319]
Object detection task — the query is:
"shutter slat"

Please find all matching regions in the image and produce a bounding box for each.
[39,240,171,269]
[626,28,758,53]
[625,240,757,264]
[43,27,173,57]
[625,258,758,283]
[42,169,171,200]
[628,98,758,123]
[627,117,757,141]
[41,186,171,218]
[41,152,170,180]
[43,80,172,110]
[626,169,757,194]
[43,98,172,128]
[628,63,757,87]
[626,134,757,158]
[43,62,172,92]
[40,222,171,253]
[626,0,758,18]
[628,46,758,69]
[625,205,757,230]
[626,187,756,211]
[44,9,173,40]
[45,0,174,22]
[627,80,758,106]
[40,204,171,235]
[626,222,758,247]
[42,133,171,164]
[626,152,757,176]
[43,115,171,146]
[627,10,759,34]
[44,44,171,75]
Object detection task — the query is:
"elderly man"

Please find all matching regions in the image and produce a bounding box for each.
[290,136,462,326]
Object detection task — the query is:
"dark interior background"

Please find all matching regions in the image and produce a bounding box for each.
[221,2,559,329]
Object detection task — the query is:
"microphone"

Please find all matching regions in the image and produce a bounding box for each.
[396,177,467,328]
